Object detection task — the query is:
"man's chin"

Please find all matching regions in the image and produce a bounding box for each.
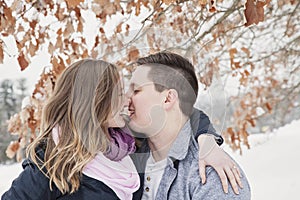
[128,121,149,136]
[127,121,139,132]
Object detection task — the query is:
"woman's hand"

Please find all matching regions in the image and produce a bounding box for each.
[198,135,243,194]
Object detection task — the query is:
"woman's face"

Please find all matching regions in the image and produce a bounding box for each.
[107,76,126,128]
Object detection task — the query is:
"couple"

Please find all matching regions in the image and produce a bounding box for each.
[2,52,251,199]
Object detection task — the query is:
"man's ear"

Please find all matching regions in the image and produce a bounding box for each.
[163,89,178,110]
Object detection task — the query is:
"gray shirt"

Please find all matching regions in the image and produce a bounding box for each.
[155,121,251,200]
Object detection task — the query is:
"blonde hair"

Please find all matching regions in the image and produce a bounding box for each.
[27,59,122,194]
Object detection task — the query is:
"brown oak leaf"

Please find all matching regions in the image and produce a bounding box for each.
[18,52,29,71]
[0,42,3,64]
[66,0,84,8]
[244,0,271,26]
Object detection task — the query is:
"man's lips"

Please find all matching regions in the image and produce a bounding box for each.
[128,110,135,118]
[128,105,135,117]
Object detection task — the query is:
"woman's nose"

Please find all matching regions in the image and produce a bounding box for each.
[125,89,133,98]
[123,94,131,107]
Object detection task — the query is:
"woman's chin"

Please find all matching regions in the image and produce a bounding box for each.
[108,115,127,127]
[110,120,125,128]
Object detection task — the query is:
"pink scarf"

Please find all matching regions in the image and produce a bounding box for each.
[52,126,140,200]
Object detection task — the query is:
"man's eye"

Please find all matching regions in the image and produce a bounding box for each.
[133,89,140,94]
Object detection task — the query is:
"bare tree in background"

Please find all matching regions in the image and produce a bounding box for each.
[0,0,299,159]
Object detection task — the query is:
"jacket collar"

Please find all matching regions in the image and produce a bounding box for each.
[168,120,193,161]
[135,120,193,163]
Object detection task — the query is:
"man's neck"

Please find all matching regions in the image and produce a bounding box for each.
[148,115,188,162]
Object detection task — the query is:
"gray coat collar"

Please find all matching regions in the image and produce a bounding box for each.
[168,120,193,161]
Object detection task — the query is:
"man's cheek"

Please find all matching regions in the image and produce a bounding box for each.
[143,105,166,136]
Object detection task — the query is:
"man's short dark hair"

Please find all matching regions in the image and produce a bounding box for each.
[136,51,198,116]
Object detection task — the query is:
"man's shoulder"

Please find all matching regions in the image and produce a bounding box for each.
[198,164,251,200]
[176,161,251,199]
[175,144,251,200]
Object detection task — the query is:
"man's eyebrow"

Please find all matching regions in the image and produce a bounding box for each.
[129,82,141,88]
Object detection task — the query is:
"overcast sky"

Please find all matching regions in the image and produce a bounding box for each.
[0,36,51,92]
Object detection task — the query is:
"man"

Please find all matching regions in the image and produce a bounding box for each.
[126,52,251,199]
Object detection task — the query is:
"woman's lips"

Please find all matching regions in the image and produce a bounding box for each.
[120,106,134,122]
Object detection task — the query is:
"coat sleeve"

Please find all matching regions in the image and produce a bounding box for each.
[1,159,60,200]
[190,108,224,145]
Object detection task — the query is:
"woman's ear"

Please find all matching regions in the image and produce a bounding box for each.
[163,89,178,110]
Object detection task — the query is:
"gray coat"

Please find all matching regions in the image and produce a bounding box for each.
[132,110,251,200]
[155,121,251,200]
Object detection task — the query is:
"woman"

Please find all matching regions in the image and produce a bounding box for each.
[2,59,140,199]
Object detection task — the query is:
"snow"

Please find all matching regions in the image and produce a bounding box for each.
[0,162,23,195]
[224,119,300,200]
[1,120,300,199]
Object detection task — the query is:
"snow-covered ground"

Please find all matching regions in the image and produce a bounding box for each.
[1,120,300,199]
[224,119,300,200]
[0,163,23,195]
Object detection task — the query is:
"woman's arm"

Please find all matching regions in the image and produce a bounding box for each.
[1,159,60,199]
[190,109,242,195]
[198,135,243,194]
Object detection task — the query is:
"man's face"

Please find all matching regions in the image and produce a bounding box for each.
[126,66,167,136]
